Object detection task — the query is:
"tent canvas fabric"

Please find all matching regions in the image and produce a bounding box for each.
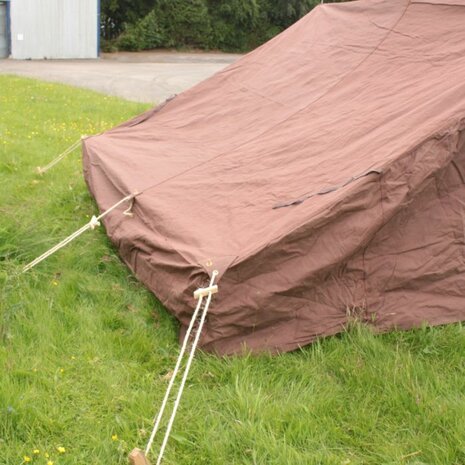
[82,0,465,355]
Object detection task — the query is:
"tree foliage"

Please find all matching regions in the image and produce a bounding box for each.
[100,0,153,40]
[102,0,322,52]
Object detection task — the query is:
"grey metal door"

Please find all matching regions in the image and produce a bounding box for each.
[0,2,8,58]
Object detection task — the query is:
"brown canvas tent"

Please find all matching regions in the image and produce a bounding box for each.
[82,0,465,355]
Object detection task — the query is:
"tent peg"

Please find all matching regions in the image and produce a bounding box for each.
[129,448,152,465]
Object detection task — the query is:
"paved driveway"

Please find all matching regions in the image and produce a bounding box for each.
[0,51,242,103]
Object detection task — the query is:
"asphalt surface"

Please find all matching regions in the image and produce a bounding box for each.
[0,51,242,103]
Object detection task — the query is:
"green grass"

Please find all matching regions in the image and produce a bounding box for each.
[1,75,465,465]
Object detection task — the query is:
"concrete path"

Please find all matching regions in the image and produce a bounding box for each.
[0,51,242,103]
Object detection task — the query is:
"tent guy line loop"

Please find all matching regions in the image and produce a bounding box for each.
[21,193,138,273]
[123,197,136,217]
[129,271,219,465]
[36,136,87,175]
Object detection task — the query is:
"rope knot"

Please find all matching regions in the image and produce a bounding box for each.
[89,215,101,230]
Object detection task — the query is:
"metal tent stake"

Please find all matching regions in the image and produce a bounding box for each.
[129,448,152,465]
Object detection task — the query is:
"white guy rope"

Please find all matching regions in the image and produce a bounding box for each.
[22,194,136,273]
[144,292,206,456]
[153,270,219,465]
[36,138,85,174]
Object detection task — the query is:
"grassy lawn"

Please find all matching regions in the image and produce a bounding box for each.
[1,75,465,465]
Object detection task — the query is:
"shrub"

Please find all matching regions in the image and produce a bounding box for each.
[207,0,260,51]
[101,0,154,40]
[117,10,165,51]
[151,0,212,49]
[260,0,319,29]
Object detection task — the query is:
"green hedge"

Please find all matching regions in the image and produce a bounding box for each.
[110,0,321,53]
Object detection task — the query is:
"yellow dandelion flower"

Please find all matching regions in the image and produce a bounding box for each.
[59,368,64,374]
[52,280,58,286]
[47,461,54,465]
[44,452,49,458]
[33,449,40,455]
[23,456,31,463]
[111,434,118,441]
[57,446,66,453]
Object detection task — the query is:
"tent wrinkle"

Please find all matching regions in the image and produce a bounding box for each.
[273,169,383,209]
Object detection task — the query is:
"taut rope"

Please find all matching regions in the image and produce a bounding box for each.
[142,271,219,465]
[22,193,137,273]
[36,137,85,174]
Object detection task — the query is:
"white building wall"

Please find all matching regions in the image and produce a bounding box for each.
[11,0,98,59]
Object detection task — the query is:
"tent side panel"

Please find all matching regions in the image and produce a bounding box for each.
[199,123,465,354]
[362,132,465,331]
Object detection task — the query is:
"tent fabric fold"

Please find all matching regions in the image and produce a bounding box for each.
[82,0,465,354]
